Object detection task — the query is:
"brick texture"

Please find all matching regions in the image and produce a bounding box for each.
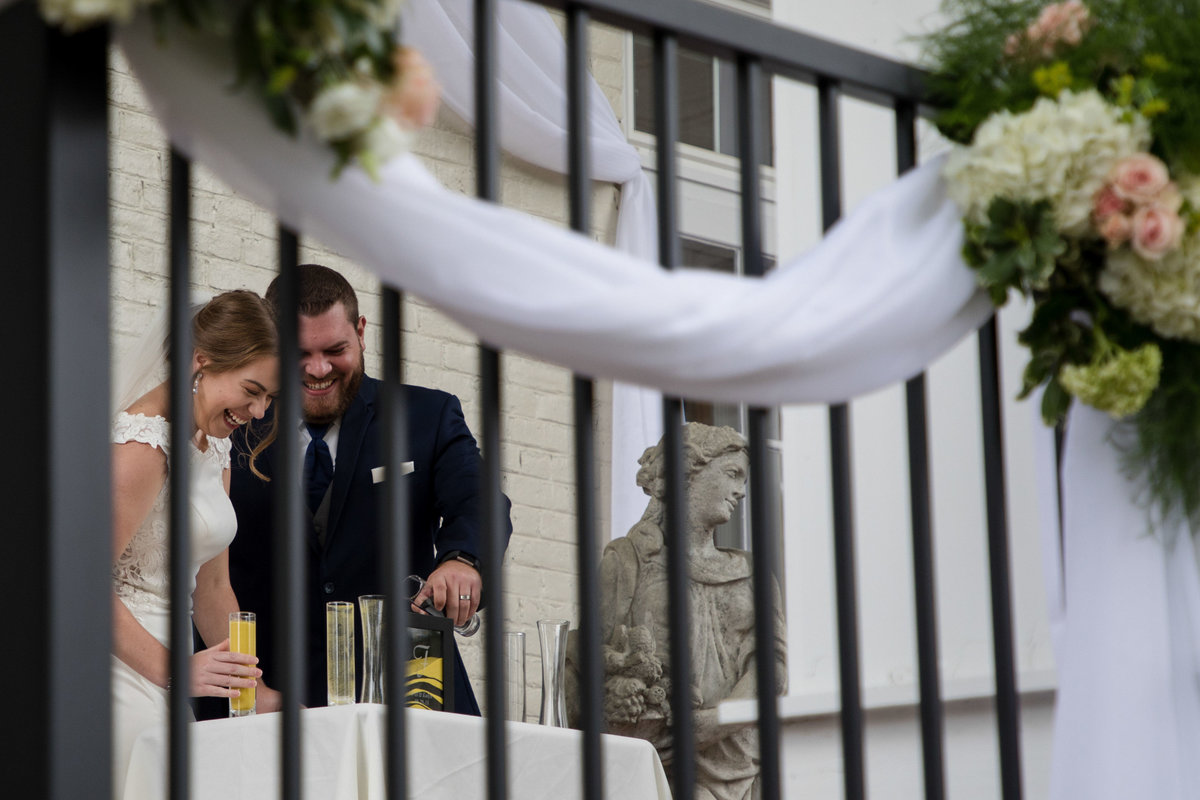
[108,20,626,716]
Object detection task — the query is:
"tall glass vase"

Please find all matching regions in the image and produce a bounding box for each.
[359,594,386,704]
[537,619,569,727]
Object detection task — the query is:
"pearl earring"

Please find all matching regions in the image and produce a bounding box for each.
[193,372,201,395]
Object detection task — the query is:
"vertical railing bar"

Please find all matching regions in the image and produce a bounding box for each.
[654,32,683,272]
[479,344,506,800]
[7,17,113,797]
[273,228,304,800]
[737,54,782,800]
[978,318,1024,800]
[896,100,947,800]
[475,3,507,799]
[654,28,695,800]
[166,148,193,800]
[381,286,410,800]
[566,7,605,800]
[818,77,867,800]
[475,0,499,206]
[1054,423,1066,589]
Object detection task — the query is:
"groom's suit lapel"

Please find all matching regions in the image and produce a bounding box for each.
[327,378,376,547]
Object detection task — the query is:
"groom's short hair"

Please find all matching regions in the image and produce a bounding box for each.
[265,263,360,324]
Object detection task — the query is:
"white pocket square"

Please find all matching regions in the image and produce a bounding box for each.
[373,463,414,483]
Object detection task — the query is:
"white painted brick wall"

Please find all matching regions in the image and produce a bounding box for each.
[108,19,628,716]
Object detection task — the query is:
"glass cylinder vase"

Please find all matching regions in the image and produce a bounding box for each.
[359,594,386,704]
[537,619,569,727]
[326,601,355,706]
[505,631,526,722]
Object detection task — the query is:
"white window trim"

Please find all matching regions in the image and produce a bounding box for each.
[717,668,1058,724]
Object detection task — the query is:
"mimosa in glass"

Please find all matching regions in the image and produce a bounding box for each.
[228,611,256,717]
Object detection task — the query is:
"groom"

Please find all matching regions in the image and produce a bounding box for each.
[226,264,510,715]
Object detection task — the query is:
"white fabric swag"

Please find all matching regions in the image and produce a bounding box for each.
[401,0,662,540]
[113,11,1200,800]
[117,16,991,406]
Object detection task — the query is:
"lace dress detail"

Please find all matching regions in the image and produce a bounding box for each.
[111,412,235,645]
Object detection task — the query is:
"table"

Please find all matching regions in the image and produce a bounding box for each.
[122,704,672,800]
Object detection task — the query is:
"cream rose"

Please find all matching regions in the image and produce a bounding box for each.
[308,81,382,142]
[1099,213,1132,248]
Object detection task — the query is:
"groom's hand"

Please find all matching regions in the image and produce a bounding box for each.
[416,560,481,628]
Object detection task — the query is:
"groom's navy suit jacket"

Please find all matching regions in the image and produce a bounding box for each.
[226,377,511,714]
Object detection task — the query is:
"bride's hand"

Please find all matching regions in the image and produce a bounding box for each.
[191,638,261,698]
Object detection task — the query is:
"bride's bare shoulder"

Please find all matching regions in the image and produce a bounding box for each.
[122,382,169,420]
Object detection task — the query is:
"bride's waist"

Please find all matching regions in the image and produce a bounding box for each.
[115,588,182,646]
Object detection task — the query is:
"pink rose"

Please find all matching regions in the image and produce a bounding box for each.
[1026,1,1091,55]
[384,47,441,131]
[1092,185,1128,221]
[1110,153,1172,204]
[1098,213,1132,248]
[1130,205,1184,260]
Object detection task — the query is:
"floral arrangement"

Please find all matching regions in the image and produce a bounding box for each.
[924,0,1200,527]
[39,0,439,176]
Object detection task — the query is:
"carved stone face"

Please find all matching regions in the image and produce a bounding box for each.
[687,450,749,531]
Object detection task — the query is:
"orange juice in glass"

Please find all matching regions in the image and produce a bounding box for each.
[228,611,256,717]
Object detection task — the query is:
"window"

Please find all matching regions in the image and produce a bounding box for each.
[632,36,774,167]
[678,237,780,550]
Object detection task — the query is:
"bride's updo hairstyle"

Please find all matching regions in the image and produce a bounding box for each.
[193,290,279,479]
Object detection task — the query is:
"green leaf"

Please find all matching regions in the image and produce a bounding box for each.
[1040,378,1071,425]
[266,65,298,95]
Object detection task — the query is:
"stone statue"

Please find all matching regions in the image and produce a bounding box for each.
[570,422,787,800]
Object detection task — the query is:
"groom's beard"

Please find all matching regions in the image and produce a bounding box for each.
[302,348,365,425]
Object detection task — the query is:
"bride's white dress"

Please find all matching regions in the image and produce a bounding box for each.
[110,412,235,797]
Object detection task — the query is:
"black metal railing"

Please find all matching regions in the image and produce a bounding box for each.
[3,0,1031,798]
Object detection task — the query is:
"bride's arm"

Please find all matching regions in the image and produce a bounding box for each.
[189,467,282,712]
[112,440,174,689]
[112,442,257,698]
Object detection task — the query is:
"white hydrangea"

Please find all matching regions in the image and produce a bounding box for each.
[39,0,145,30]
[1099,175,1200,341]
[307,81,383,142]
[943,89,1150,236]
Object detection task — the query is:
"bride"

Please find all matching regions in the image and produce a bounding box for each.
[110,290,282,795]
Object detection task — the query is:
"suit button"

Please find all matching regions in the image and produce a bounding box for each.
[323,582,335,594]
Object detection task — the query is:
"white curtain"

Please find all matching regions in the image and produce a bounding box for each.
[401,0,662,539]
[113,14,1200,799]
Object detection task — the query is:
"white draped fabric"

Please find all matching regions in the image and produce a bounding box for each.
[119,15,990,406]
[108,10,1200,800]
[123,704,671,799]
[401,0,662,538]
[1049,407,1200,800]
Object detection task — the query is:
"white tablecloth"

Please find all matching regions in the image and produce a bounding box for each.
[122,704,672,800]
